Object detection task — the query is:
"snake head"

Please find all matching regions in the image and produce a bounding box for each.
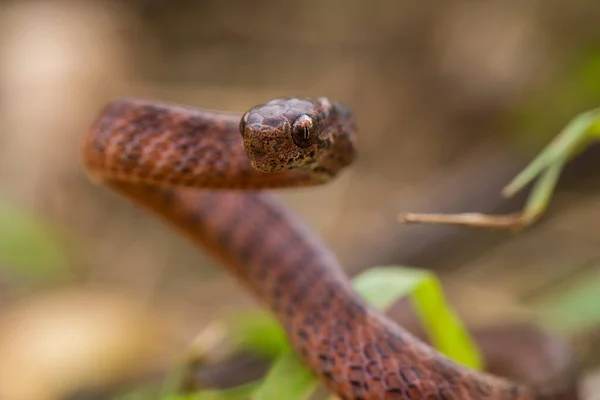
[240,97,338,173]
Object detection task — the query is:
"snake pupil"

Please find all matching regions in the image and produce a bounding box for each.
[291,115,316,148]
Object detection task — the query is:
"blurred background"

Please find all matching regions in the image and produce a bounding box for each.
[1,0,600,399]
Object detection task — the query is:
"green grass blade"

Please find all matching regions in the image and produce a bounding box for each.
[503,111,596,197]
[410,274,483,369]
[519,157,565,226]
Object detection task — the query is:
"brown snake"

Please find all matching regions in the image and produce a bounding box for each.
[82,97,580,399]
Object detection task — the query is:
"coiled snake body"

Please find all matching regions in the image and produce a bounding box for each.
[82,97,579,399]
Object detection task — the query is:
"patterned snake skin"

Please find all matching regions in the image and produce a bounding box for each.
[82,97,580,400]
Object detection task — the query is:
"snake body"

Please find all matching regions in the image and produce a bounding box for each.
[82,97,579,400]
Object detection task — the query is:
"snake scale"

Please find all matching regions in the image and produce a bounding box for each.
[82,97,580,399]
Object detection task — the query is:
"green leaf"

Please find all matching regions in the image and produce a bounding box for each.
[352,266,428,309]
[409,271,482,370]
[250,352,317,400]
[227,311,289,359]
[517,159,564,227]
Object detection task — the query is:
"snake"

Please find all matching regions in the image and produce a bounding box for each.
[82,97,580,399]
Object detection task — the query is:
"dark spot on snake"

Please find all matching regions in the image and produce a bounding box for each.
[363,344,379,361]
[297,328,309,340]
[399,372,413,385]
[365,361,382,377]
[344,306,359,320]
[275,268,298,287]
[311,311,325,324]
[409,366,421,378]
[350,380,362,388]
[318,354,333,364]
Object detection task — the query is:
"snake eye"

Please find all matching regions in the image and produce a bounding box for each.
[291,115,316,148]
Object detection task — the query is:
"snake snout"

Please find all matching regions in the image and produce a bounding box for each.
[246,137,289,173]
